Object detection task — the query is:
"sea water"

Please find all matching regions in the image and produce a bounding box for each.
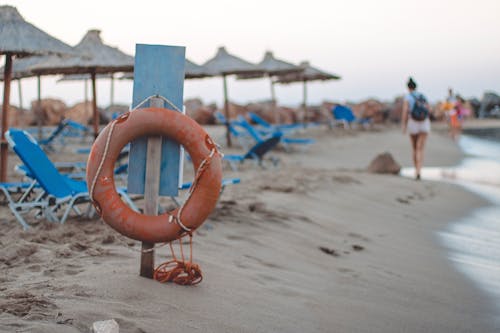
[401,132,500,313]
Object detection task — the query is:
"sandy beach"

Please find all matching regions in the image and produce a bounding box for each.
[0,123,498,332]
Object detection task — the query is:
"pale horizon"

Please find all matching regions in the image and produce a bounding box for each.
[3,0,500,108]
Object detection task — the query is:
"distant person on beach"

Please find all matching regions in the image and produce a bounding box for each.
[402,77,430,180]
[446,88,456,105]
[444,90,468,141]
[442,88,460,140]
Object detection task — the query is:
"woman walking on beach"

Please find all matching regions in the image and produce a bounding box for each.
[402,77,431,180]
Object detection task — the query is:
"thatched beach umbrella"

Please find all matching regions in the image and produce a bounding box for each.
[238,51,304,122]
[202,46,264,147]
[274,61,341,121]
[0,5,74,181]
[31,29,134,137]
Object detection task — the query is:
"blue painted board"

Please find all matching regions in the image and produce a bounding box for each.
[127,44,186,196]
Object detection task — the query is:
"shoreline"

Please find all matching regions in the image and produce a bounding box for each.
[1,124,499,332]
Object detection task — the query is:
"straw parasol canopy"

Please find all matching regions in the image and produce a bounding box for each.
[203,46,263,76]
[30,29,134,137]
[274,61,341,121]
[58,73,113,81]
[255,51,303,77]
[202,46,264,146]
[31,29,133,75]
[0,5,74,181]
[0,6,74,57]
[185,58,212,79]
[274,61,340,84]
[237,51,304,122]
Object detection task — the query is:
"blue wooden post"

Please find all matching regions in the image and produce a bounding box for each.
[128,44,185,196]
[128,44,185,278]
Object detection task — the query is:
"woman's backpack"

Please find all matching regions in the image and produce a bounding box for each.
[410,93,429,121]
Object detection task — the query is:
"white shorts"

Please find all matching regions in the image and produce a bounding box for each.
[407,118,430,135]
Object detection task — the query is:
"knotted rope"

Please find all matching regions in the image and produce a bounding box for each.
[153,144,217,285]
[153,233,203,285]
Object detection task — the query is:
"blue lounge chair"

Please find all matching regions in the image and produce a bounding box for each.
[223,133,282,171]
[39,118,89,151]
[214,111,255,150]
[235,116,315,151]
[332,105,372,129]
[180,177,241,192]
[6,128,137,226]
[0,181,45,230]
[247,112,302,134]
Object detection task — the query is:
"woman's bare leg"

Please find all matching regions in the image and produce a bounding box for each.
[410,134,418,178]
[415,132,428,178]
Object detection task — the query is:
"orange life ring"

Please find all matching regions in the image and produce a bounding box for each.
[86,107,222,243]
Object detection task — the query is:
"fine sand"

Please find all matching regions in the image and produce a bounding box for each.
[0,123,498,332]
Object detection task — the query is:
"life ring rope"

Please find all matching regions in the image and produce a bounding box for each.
[153,233,203,285]
[169,147,216,233]
[89,119,117,206]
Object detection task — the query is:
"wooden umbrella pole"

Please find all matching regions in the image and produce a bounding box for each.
[0,53,13,182]
[110,74,115,107]
[17,79,23,110]
[84,79,88,105]
[270,77,279,124]
[302,79,308,125]
[37,75,42,140]
[223,74,232,147]
[91,71,98,139]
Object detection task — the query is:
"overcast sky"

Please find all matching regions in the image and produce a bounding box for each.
[5,0,500,108]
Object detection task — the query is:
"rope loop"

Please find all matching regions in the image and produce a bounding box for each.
[167,146,218,234]
[153,234,202,285]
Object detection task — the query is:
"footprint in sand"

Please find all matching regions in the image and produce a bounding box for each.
[337,267,359,279]
[332,175,362,185]
[396,197,410,204]
[27,264,42,272]
[64,269,82,276]
[101,235,115,245]
[0,291,57,318]
[348,232,370,242]
[412,191,425,200]
[243,254,284,269]
[319,246,340,257]
[64,263,84,276]
[259,185,295,193]
[352,244,365,251]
